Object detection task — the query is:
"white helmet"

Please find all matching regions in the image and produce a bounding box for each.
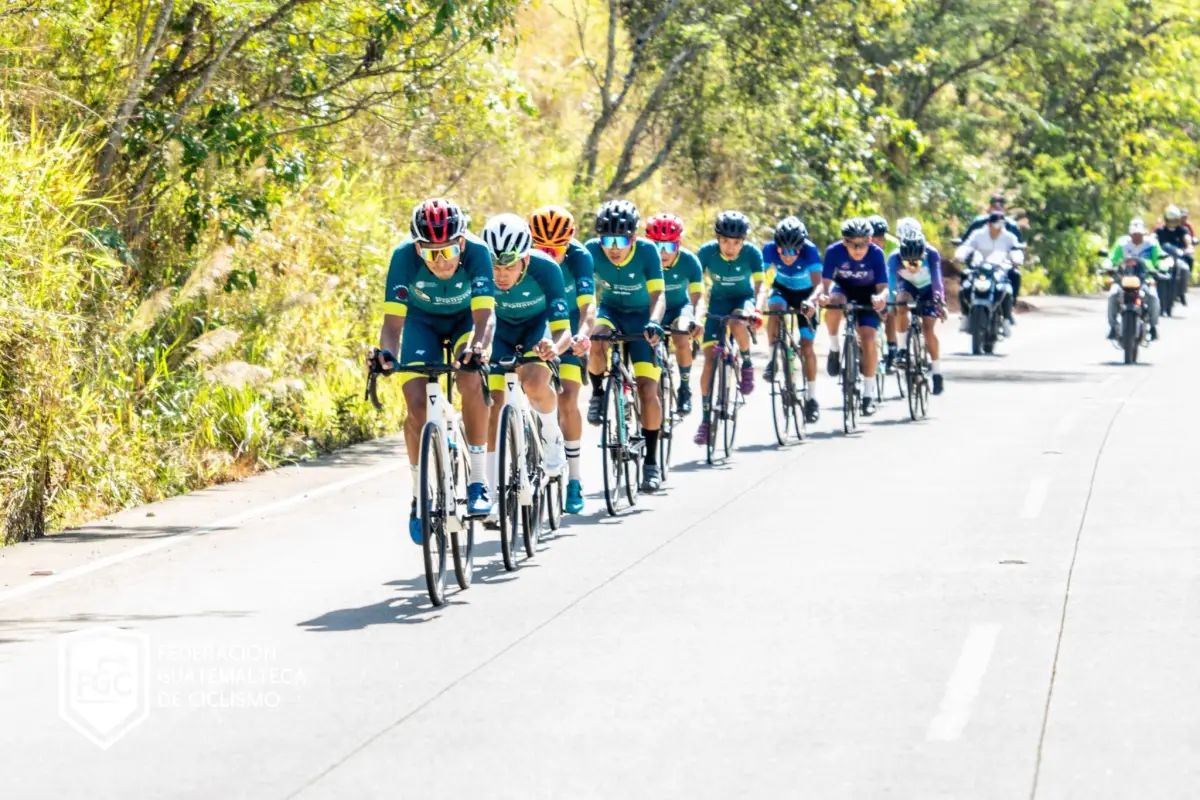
[896,216,923,236]
[1165,205,1183,222]
[1129,218,1147,235]
[482,213,532,264]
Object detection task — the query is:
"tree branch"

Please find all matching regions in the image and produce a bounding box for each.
[908,35,1022,122]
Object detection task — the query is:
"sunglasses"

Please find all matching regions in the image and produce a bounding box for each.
[844,238,869,249]
[653,240,680,255]
[535,244,567,258]
[778,248,800,257]
[493,250,524,267]
[903,258,923,268]
[600,235,631,249]
[418,243,461,262]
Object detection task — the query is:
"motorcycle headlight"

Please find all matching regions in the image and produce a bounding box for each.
[975,278,992,291]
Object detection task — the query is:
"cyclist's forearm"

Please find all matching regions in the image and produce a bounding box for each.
[648,290,665,324]
[577,301,596,338]
[379,314,404,355]
[471,309,495,348]
[551,327,572,355]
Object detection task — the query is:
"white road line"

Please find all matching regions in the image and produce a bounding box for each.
[0,461,402,607]
[1021,475,1051,520]
[927,623,1002,742]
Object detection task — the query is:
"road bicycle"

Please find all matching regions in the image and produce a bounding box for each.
[491,351,565,571]
[590,330,652,516]
[366,347,490,607]
[895,301,934,420]
[701,312,754,464]
[825,302,878,435]
[762,307,812,445]
[653,321,694,483]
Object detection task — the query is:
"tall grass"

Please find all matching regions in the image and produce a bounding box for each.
[0,123,405,543]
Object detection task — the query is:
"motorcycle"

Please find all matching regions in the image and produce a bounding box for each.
[1108,263,1151,364]
[1161,244,1190,310]
[960,250,1015,355]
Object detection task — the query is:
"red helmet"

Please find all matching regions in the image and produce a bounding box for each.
[411,198,467,244]
[645,213,684,242]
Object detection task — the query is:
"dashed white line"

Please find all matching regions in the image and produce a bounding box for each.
[1021,475,1051,520]
[927,623,1002,742]
[0,461,402,607]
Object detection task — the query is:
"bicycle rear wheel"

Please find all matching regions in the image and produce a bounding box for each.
[601,375,624,516]
[791,350,806,440]
[770,340,791,445]
[624,381,641,506]
[705,357,721,465]
[659,361,675,483]
[521,417,542,557]
[449,420,473,590]
[497,406,523,571]
[906,332,921,421]
[545,475,563,531]
[723,357,739,457]
[842,334,859,434]
[418,422,449,606]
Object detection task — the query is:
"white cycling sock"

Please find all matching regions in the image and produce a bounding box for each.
[468,446,487,487]
[486,449,498,492]
[410,465,419,496]
[536,407,562,449]
[565,440,582,479]
[897,331,908,349]
[932,359,942,376]
[828,329,838,349]
[864,379,877,400]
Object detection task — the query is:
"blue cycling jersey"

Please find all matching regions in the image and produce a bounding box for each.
[763,241,822,291]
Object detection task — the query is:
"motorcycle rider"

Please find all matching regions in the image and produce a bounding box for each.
[963,193,1024,242]
[1107,218,1161,341]
[954,210,1024,336]
[1155,205,1195,297]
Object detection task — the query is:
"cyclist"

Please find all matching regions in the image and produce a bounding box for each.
[1107,218,1161,341]
[889,230,947,395]
[761,215,822,422]
[817,217,889,417]
[585,199,668,492]
[895,216,923,238]
[481,213,573,505]
[371,198,496,544]
[954,210,1024,336]
[868,214,901,373]
[692,210,765,445]
[645,213,703,415]
[528,205,595,514]
[1155,204,1195,279]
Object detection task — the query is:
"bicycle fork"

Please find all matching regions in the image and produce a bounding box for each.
[503,372,535,506]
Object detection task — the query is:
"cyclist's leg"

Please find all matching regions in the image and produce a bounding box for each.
[894,286,913,359]
[825,288,847,375]
[852,287,882,405]
[884,266,898,368]
[399,310,453,539]
[695,298,727,442]
[449,313,491,510]
[918,289,943,392]
[666,302,694,413]
[486,319,521,493]
[558,312,584,500]
[586,306,616,425]
[728,296,755,394]
[764,287,787,381]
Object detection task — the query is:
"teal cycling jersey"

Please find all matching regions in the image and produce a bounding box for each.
[383,233,496,317]
[560,239,596,313]
[662,248,704,310]
[494,250,571,332]
[585,238,666,313]
[697,241,764,301]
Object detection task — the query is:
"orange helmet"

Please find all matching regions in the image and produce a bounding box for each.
[529,205,576,248]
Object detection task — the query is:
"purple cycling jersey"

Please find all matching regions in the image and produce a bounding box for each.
[822,242,888,289]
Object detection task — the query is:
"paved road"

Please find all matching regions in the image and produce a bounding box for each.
[1,294,1197,799]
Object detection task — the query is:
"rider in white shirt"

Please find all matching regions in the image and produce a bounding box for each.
[955,211,1025,335]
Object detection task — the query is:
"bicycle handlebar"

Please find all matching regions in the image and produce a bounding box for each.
[364,356,492,411]
[590,332,653,342]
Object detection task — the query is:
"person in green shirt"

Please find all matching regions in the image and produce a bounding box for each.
[645,212,704,415]
[584,199,668,492]
[692,210,765,446]
[1106,218,1161,340]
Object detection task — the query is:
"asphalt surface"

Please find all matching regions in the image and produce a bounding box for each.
[1,294,1197,799]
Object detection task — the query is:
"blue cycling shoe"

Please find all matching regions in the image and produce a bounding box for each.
[408,499,422,545]
[466,482,493,517]
[566,479,584,514]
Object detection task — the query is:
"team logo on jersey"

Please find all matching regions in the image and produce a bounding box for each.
[578,278,594,293]
[412,287,432,302]
[471,277,490,291]
[551,299,568,314]
[392,285,409,302]
[454,282,463,289]
[415,280,427,289]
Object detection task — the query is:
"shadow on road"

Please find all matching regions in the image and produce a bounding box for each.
[948,368,1095,384]
[39,525,234,544]
[299,576,442,629]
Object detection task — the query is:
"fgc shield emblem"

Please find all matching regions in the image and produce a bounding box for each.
[58,626,151,749]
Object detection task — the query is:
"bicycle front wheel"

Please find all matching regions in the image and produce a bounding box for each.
[705,362,721,465]
[601,375,624,516]
[450,421,474,590]
[842,334,858,434]
[521,417,541,558]
[658,363,674,483]
[418,422,449,606]
[624,381,641,507]
[723,358,739,457]
[497,405,523,571]
[770,340,790,446]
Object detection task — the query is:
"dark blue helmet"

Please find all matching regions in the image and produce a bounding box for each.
[898,232,926,261]
[840,217,872,239]
[595,200,640,236]
[714,210,751,239]
[773,216,808,249]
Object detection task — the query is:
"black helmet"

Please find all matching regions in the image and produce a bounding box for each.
[773,216,808,249]
[714,210,751,239]
[990,192,1007,206]
[595,200,639,236]
[898,232,926,261]
[867,214,889,237]
[840,217,872,239]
